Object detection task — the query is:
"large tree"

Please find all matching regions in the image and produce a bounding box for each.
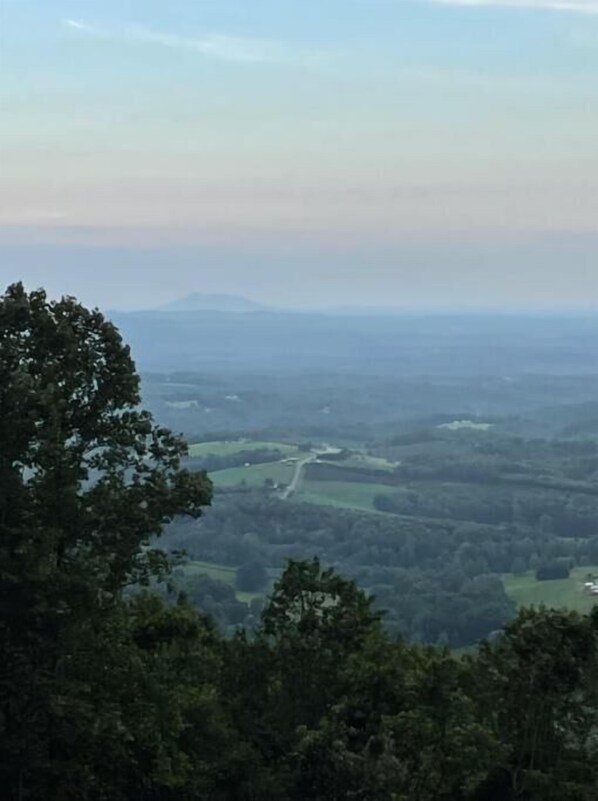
[0,283,212,799]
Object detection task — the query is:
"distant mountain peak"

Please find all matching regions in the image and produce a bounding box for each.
[158,293,267,313]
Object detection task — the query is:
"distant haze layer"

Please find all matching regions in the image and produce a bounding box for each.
[107,309,598,376]
[1,230,597,311]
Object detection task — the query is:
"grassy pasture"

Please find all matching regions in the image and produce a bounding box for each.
[296,480,397,513]
[211,461,296,488]
[157,382,202,391]
[438,420,494,431]
[188,440,298,458]
[326,453,397,472]
[503,566,598,614]
[182,560,262,603]
[183,559,237,584]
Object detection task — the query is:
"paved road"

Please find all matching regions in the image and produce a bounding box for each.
[280,446,341,499]
[281,454,315,499]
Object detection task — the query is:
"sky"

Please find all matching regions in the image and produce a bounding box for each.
[0,0,597,309]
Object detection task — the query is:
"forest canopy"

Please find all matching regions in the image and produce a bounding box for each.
[1,284,598,801]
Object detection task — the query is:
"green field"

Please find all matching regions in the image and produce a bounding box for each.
[211,461,296,488]
[503,566,598,614]
[323,453,398,472]
[183,559,238,584]
[188,439,298,458]
[296,480,397,512]
[438,420,494,431]
[182,560,263,603]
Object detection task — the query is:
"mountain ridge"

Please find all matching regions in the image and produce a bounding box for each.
[158,293,268,313]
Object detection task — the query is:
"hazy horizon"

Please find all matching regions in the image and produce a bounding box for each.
[2,230,598,311]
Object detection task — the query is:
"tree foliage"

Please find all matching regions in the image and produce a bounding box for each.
[2,285,598,800]
[0,283,212,799]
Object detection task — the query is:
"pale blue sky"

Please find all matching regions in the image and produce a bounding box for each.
[1,0,597,308]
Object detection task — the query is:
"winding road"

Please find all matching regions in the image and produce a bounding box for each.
[281,454,316,499]
[281,445,339,500]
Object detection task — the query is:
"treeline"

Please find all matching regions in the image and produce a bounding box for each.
[6,558,598,801]
[372,484,598,535]
[164,559,512,647]
[164,485,598,645]
[165,493,519,646]
[185,447,284,473]
[379,431,598,489]
[305,461,396,485]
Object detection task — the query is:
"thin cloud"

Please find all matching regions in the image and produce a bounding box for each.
[61,19,326,65]
[431,0,598,13]
[63,19,92,30]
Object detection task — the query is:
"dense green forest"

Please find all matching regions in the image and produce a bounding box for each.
[135,355,598,646]
[160,427,598,646]
[3,284,598,800]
